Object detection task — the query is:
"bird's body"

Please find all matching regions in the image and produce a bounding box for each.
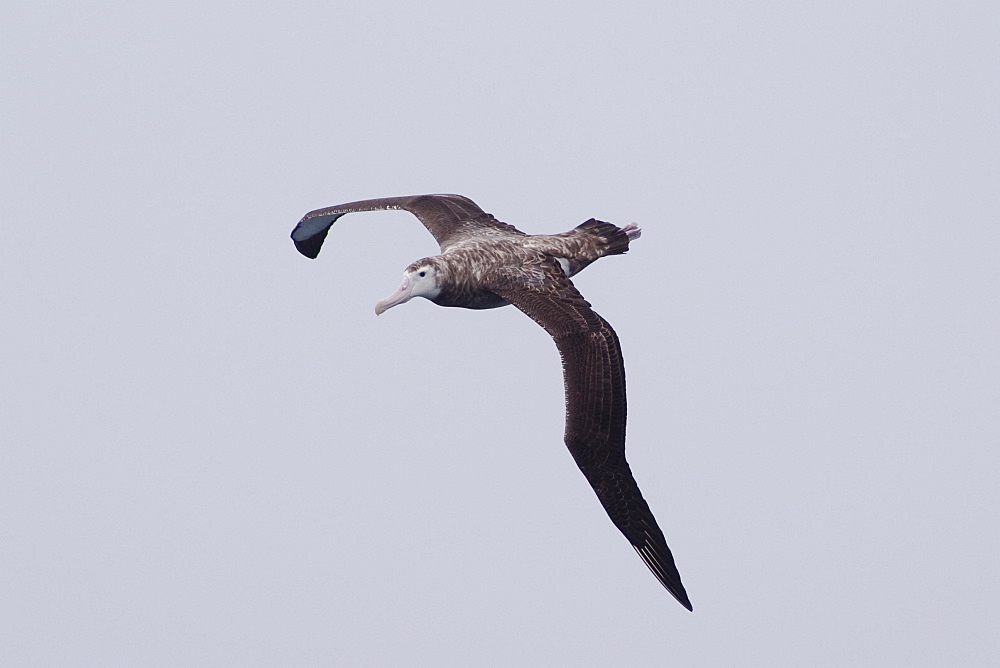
[291,194,693,611]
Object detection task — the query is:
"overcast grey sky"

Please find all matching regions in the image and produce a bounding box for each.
[2,1,998,665]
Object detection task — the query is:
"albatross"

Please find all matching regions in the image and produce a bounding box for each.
[291,194,692,611]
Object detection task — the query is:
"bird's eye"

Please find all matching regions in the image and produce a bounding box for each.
[418,270,426,277]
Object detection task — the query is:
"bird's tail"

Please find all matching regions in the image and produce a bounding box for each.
[573,218,641,257]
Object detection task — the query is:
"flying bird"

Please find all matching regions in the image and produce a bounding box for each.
[291,194,692,611]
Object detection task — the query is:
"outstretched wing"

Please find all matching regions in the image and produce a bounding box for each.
[490,263,693,611]
[290,193,524,258]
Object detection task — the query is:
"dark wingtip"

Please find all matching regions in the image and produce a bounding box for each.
[633,542,693,612]
[290,212,343,259]
[665,578,694,612]
[668,584,694,612]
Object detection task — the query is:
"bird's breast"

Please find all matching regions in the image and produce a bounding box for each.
[433,290,509,310]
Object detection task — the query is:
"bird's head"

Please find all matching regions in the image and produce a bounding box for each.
[375,258,444,315]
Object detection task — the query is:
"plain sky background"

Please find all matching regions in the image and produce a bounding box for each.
[2,1,998,665]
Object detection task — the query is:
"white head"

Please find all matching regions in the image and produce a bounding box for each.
[374,261,443,315]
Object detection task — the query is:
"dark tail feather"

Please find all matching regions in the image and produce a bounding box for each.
[574,218,638,256]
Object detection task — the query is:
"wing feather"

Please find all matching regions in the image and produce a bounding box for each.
[491,264,693,611]
[290,194,523,258]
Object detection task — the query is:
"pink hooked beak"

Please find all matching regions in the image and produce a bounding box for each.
[374,276,413,315]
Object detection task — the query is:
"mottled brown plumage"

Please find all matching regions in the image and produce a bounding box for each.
[291,194,692,611]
